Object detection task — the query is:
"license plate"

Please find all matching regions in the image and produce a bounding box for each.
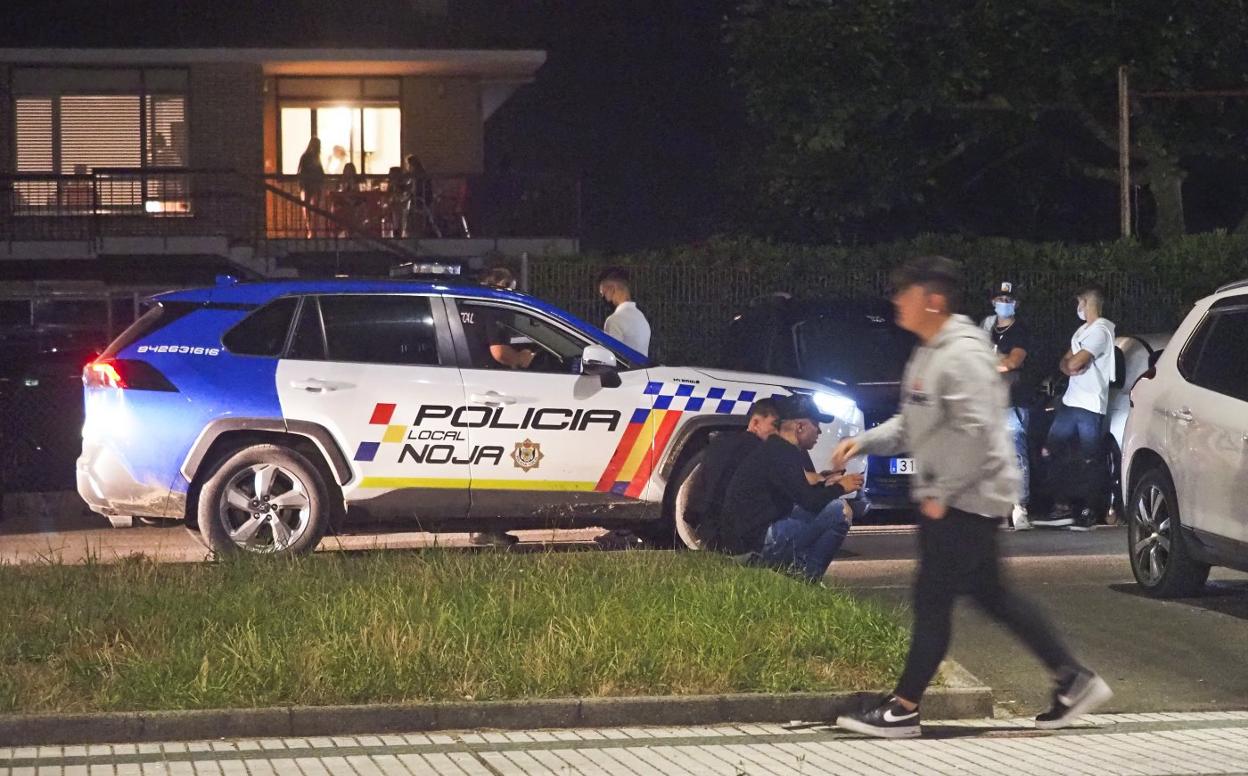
[889,457,916,475]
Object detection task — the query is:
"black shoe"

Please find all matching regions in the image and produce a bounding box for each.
[836,695,921,739]
[1067,509,1096,532]
[1035,670,1113,729]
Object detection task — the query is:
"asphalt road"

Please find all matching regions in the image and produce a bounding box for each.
[834,525,1248,716]
[3,494,1246,715]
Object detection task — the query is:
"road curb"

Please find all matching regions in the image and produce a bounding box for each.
[0,677,992,746]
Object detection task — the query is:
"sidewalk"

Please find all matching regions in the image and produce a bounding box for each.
[5,711,1247,775]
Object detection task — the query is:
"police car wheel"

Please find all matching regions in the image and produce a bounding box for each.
[197,444,329,557]
[672,452,707,551]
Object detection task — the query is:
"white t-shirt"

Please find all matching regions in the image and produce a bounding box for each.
[603,301,651,356]
[1062,318,1116,415]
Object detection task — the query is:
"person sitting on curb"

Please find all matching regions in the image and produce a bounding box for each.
[684,398,781,550]
[719,395,864,582]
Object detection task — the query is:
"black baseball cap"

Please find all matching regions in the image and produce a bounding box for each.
[777,394,834,424]
[990,281,1018,299]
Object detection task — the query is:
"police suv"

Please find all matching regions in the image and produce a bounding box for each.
[78,277,864,556]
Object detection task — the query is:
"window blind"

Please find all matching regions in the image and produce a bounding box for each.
[15,98,53,173]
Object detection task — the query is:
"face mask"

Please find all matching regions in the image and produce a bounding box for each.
[1077,305,1087,322]
[994,302,1015,319]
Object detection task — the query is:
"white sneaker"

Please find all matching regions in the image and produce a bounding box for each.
[1011,505,1032,531]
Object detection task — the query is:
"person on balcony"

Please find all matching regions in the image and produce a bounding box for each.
[326,145,349,175]
[403,153,438,238]
[297,137,325,238]
[330,162,364,236]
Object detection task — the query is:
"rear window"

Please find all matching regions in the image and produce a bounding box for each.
[795,316,914,384]
[222,297,299,357]
[100,301,199,359]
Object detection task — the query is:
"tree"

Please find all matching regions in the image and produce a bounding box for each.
[726,0,1248,241]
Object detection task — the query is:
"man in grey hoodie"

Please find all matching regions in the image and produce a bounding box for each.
[831,256,1111,739]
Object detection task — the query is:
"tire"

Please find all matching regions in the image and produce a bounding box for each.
[196,443,329,557]
[671,450,708,551]
[638,445,709,549]
[1127,467,1210,598]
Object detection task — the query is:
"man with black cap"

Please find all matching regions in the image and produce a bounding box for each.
[719,394,864,582]
[831,255,1110,739]
[981,280,1033,530]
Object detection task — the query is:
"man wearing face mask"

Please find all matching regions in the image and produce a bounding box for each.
[1033,285,1116,531]
[980,281,1032,530]
[597,267,651,356]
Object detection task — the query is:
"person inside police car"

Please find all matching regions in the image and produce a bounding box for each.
[831,255,1111,739]
[719,395,863,581]
[597,267,651,357]
[466,267,530,548]
[684,398,781,551]
[462,267,536,370]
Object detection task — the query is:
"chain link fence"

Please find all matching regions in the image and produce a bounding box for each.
[530,261,1184,367]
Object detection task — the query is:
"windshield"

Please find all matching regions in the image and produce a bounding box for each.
[794,316,914,385]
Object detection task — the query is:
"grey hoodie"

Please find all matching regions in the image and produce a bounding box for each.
[856,315,1021,519]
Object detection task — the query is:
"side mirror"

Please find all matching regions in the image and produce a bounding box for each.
[581,345,621,387]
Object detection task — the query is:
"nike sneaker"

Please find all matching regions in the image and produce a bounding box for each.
[836,695,921,739]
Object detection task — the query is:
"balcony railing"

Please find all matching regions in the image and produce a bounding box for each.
[0,169,581,244]
[0,169,255,242]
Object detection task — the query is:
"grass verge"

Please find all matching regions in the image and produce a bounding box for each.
[0,549,907,714]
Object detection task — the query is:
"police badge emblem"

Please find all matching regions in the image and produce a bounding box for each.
[511,438,544,472]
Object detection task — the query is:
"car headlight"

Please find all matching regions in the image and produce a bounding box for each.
[813,391,858,423]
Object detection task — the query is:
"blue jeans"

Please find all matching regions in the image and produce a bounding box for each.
[761,500,851,582]
[1043,402,1106,508]
[1006,407,1030,506]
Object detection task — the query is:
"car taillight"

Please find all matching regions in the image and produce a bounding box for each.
[83,359,178,392]
[1129,366,1156,407]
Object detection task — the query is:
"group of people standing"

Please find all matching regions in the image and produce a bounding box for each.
[980,280,1118,532]
[295,137,437,239]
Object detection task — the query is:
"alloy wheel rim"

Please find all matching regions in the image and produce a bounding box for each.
[219,463,312,553]
[1131,483,1172,585]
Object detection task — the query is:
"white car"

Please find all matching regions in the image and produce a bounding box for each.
[1121,279,1248,596]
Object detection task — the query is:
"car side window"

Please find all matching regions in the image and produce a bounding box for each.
[222,297,298,357]
[287,297,326,361]
[457,301,590,374]
[1177,315,1213,382]
[1188,305,1248,403]
[306,295,441,366]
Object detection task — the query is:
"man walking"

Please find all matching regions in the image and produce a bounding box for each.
[1033,285,1116,531]
[685,398,781,550]
[832,256,1110,739]
[597,267,652,356]
[721,395,863,582]
[981,281,1032,530]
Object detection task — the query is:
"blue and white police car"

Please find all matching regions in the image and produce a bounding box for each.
[77,277,864,556]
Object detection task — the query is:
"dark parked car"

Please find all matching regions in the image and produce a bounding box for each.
[721,294,917,516]
[0,327,105,517]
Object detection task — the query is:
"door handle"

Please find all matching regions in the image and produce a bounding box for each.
[290,378,354,393]
[1172,407,1194,423]
[469,391,517,406]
